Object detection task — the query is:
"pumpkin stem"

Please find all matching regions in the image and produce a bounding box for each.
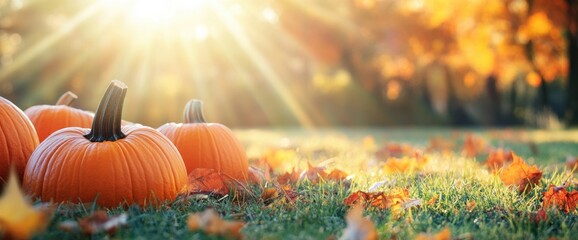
[84,80,128,142]
[184,99,206,123]
[55,91,77,106]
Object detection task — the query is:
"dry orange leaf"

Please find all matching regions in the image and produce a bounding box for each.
[383,156,429,174]
[187,168,229,196]
[261,188,279,205]
[339,204,378,240]
[299,162,329,184]
[485,149,514,171]
[542,185,578,213]
[0,169,52,239]
[187,208,244,239]
[327,169,349,182]
[466,201,476,211]
[426,195,438,205]
[375,143,416,159]
[498,154,542,192]
[277,168,301,185]
[415,227,451,240]
[344,188,416,216]
[427,137,455,152]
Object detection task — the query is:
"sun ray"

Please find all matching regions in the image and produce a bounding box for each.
[210,1,314,127]
[0,2,101,83]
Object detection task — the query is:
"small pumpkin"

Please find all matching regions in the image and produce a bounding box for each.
[23,80,187,207]
[24,91,94,142]
[0,96,39,186]
[158,100,249,182]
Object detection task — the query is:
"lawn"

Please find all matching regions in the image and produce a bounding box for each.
[22,128,578,239]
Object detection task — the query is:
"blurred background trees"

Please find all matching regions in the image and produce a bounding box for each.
[0,0,576,128]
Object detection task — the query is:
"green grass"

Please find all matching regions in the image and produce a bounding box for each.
[28,128,578,239]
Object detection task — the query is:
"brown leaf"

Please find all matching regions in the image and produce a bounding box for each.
[531,209,548,223]
[187,168,229,196]
[498,154,542,192]
[299,162,328,184]
[415,227,451,240]
[344,189,415,217]
[277,168,301,185]
[542,185,578,213]
[339,204,378,240]
[187,209,244,239]
[427,137,455,152]
[76,211,128,235]
[261,188,279,205]
[375,143,416,159]
[0,168,52,239]
[466,201,476,211]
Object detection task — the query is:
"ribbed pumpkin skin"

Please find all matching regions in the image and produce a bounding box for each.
[23,125,188,207]
[0,97,39,185]
[25,105,93,142]
[158,123,248,181]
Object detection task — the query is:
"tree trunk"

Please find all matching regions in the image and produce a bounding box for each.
[565,0,578,126]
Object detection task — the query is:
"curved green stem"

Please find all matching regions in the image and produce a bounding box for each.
[184,99,206,123]
[56,91,77,106]
[84,80,127,142]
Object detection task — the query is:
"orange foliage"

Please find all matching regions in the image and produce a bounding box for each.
[376,143,417,159]
[415,227,451,240]
[485,149,514,171]
[427,137,455,153]
[498,154,542,192]
[277,168,301,185]
[542,185,578,213]
[187,168,229,196]
[383,156,429,174]
[344,188,416,216]
[248,166,269,185]
[462,134,488,157]
[187,209,244,239]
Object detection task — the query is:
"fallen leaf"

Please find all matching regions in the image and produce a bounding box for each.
[277,168,301,185]
[466,201,476,211]
[426,195,438,205]
[187,208,245,239]
[74,211,128,235]
[485,149,514,171]
[299,162,328,183]
[462,134,488,157]
[0,168,52,239]
[281,184,298,203]
[383,156,429,174]
[344,188,416,217]
[415,227,451,240]
[261,188,279,205]
[339,204,378,240]
[187,168,229,196]
[375,143,416,159]
[498,154,542,192]
[261,149,298,173]
[531,209,548,223]
[427,137,455,152]
[542,185,578,213]
[327,169,349,182]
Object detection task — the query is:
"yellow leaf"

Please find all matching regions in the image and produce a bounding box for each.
[498,154,542,192]
[0,169,52,239]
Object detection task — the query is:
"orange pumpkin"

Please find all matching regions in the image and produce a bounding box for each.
[24,91,94,142]
[23,81,187,207]
[0,96,39,186]
[158,100,248,182]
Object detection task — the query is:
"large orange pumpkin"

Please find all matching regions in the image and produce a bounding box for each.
[0,97,39,186]
[23,81,187,207]
[24,91,93,142]
[158,100,248,182]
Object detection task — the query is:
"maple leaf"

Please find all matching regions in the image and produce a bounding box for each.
[277,168,301,185]
[415,227,451,240]
[299,162,328,184]
[187,208,245,239]
[498,154,542,192]
[343,189,417,217]
[383,156,428,174]
[187,168,229,196]
[0,169,52,239]
[375,143,416,159]
[542,185,578,213]
[339,204,378,240]
[485,149,514,171]
[59,211,128,235]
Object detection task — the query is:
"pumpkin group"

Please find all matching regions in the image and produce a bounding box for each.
[23,81,188,207]
[0,97,39,186]
[24,91,94,142]
[158,100,249,182]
